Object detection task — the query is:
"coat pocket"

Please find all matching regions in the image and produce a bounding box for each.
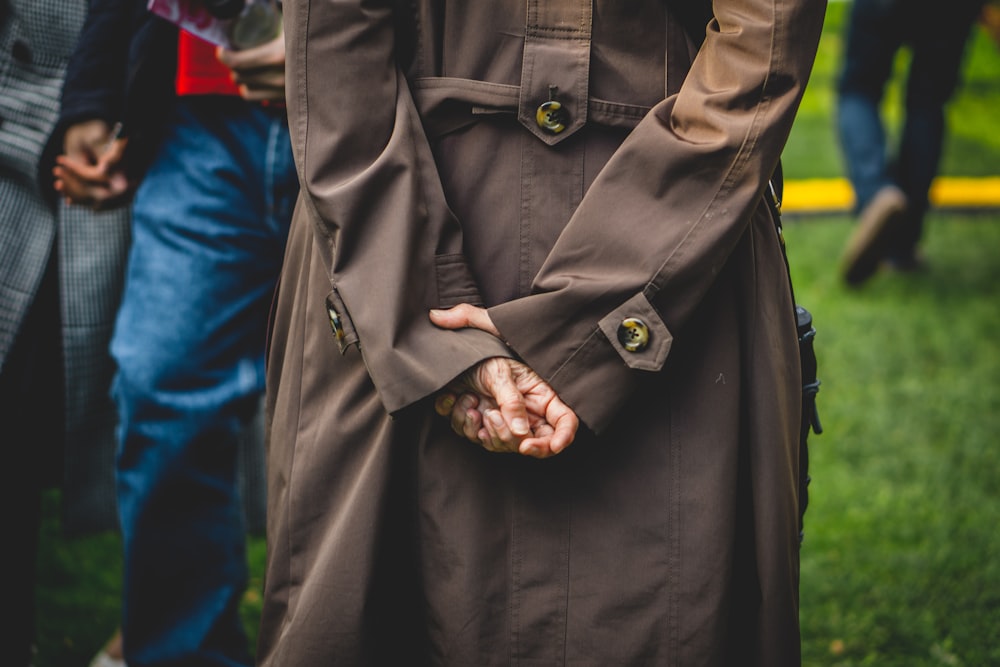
[434,253,485,308]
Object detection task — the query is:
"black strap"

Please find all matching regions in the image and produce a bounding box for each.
[766,168,822,545]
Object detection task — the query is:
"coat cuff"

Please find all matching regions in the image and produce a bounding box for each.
[597,292,672,371]
[490,291,673,435]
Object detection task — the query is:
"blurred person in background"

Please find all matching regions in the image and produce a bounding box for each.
[1,1,131,665]
[0,0,129,667]
[837,0,988,286]
[49,0,295,665]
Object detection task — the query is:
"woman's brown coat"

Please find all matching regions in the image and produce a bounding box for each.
[259,0,826,664]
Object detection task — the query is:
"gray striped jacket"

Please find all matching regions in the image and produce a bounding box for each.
[2,0,131,533]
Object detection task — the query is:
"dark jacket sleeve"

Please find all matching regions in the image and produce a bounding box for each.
[59,0,133,128]
[488,0,827,433]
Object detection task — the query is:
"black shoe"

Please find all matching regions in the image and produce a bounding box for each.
[885,252,928,274]
[841,185,908,287]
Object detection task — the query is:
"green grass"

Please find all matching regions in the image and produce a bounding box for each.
[785,215,1000,666]
[34,496,266,665]
[783,12,1000,659]
[33,3,1000,666]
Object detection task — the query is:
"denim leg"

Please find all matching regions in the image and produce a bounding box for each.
[892,1,981,257]
[111,97,295,667]
[836,0,906,212]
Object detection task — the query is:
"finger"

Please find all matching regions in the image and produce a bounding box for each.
[428,304,473,328]
[215,45,239,69]
[53,176,127,211]
[449,394,480,441]
[217,36,284,71]
[486,362,531,438]
[434,392,457,417]
[55,182,95,208]
[54,163,128,209]
[89,183,131,212]
[477,415,499,452]
[526,419,555,439]
[63,119,114,161]
[546,410,578,455]
[429,304,500,336]
[448,393,473,433]
[238,84,286,103]
[106,172,130,197]
[526,402,578,456]
[482,409,515,453]
[55,156,111,185]
[53,168,97,206]
[232,67,284,88]
[462,406,484,443]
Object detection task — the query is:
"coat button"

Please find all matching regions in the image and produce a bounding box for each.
[326,302,345,341]
[535,100,567,134]
[12,40,31,64]
[617,318,649,352]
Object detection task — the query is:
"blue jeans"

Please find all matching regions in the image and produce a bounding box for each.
[111,97,296,667]
[836,0,982,259]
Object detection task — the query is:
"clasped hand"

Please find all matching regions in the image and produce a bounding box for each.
[216,32,286,104]
[429,305,579,459]
[53,119,131,210]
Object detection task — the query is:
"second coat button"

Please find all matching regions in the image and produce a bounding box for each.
[535,100,568,134]
[617,318,650,352]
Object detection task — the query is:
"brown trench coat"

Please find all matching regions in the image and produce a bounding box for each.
[259,0,826,664]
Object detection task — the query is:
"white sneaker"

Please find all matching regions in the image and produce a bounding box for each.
[88,650,127,667]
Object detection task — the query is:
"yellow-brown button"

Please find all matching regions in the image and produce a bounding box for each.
[535,100,567,134]
[326,303,345,341]
[617,318,649,352]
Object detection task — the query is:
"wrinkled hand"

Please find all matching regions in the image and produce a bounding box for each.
[53,119,131,210]
[216,32,286,103]
[430,304,579,458]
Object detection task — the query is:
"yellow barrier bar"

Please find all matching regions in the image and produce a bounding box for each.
[781,177,1000,213]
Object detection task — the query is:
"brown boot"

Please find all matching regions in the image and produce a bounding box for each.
[841,185,908,287]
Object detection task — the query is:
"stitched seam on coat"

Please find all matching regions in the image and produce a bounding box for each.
[647,3,778,302]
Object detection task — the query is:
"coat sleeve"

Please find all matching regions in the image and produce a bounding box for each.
[488,0,827,434]
[283,0,511,414]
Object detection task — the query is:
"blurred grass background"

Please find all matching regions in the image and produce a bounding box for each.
[34,2,1000,666]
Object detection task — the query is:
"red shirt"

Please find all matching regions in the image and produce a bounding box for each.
[175,31,241,96]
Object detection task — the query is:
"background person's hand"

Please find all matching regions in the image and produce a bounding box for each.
[216,31,286,103]
[53,119,131,210]
[430,305,580,458]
